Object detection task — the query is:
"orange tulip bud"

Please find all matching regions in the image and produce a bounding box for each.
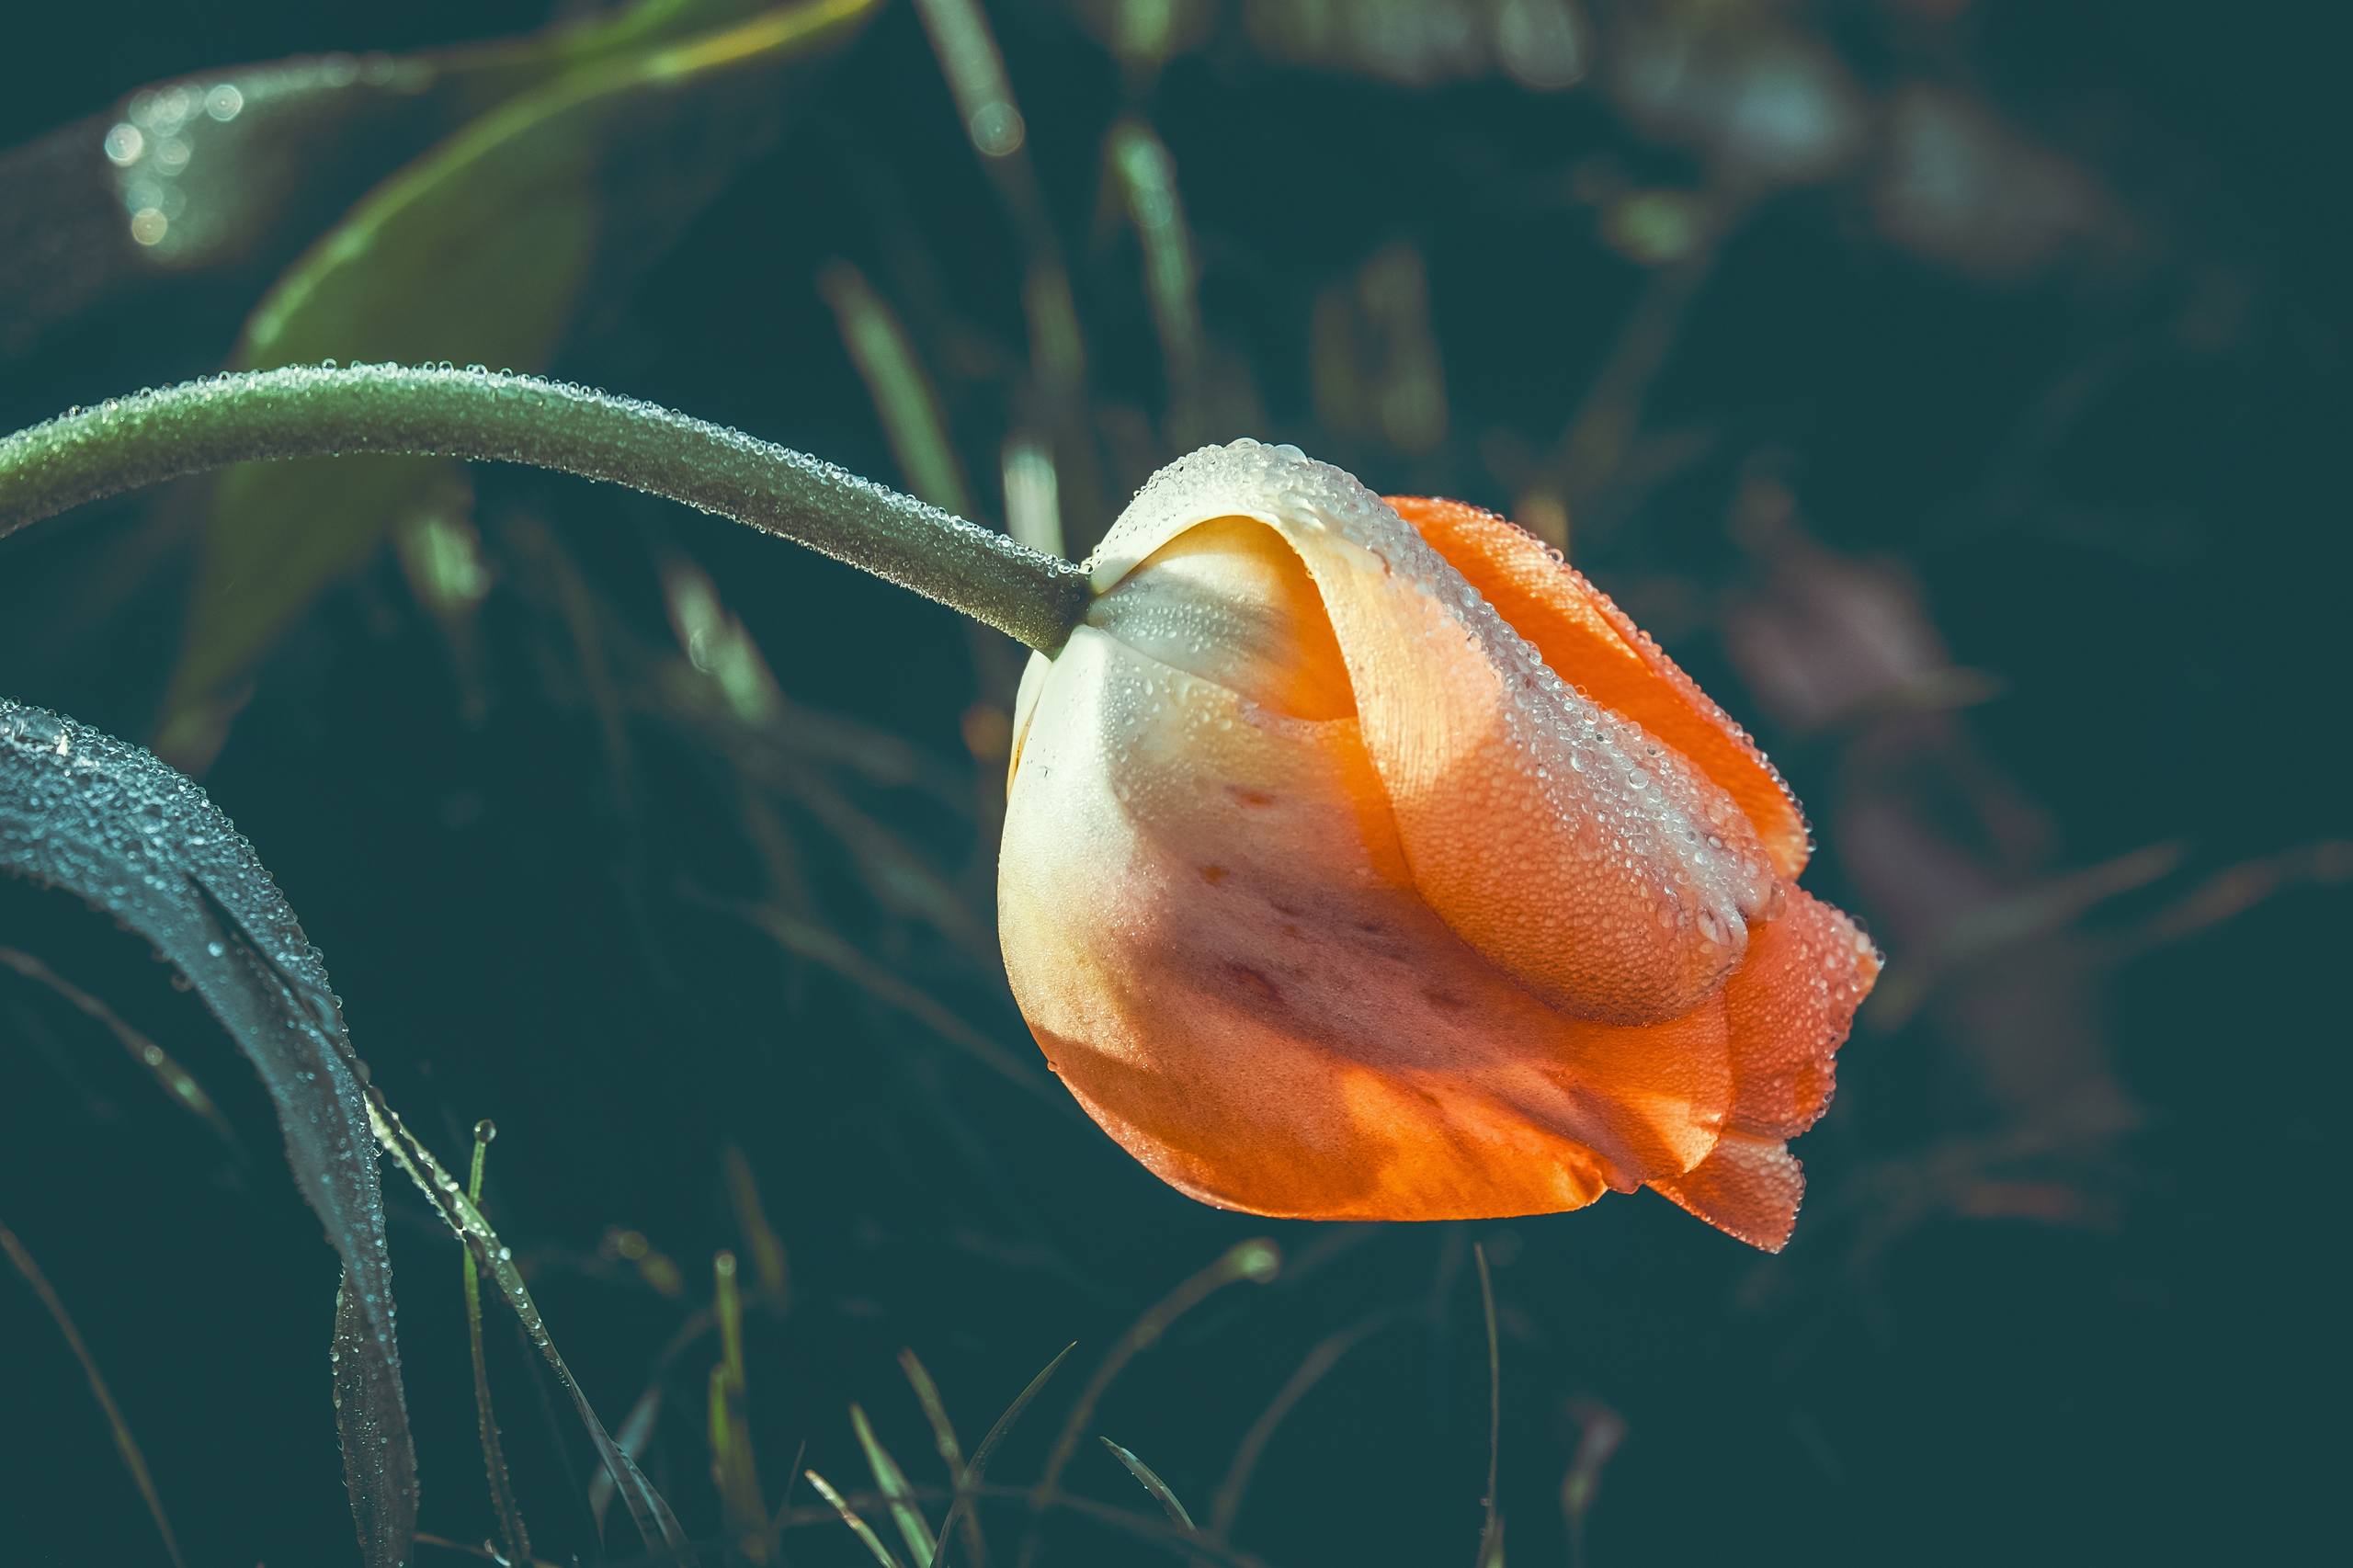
[1000,442,1878,1248]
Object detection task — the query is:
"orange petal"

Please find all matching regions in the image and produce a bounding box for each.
[1088,443,1778,1026]
[1390,496,1812,881]
[1721,885,1881,1139]
[1650,1131,1806,1252]
[998,619,1730,1220]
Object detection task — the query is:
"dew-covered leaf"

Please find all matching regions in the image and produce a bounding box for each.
[161,0,882,763]
[1097,1437,1196,1529]
[363,1079,699,1564]
[0,0,776,360]
[0,698,415,1566]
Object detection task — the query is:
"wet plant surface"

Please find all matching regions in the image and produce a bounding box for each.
[1,2,2343,1564]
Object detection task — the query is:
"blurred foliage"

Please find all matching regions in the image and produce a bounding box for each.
[169,0,881,763]
[2,0,2346,1565]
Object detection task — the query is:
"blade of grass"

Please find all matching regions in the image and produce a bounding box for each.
[663,556,786,727]
[710,1251,770,1561]
[1105,119,1205,447]
[1559,1398,1625,1568]
[1018,1242,1279,1568]
[819,260,974,517]
[1551,197,1742,535]
[0,945,243,1158]
[463,1119,532,1568]
[807,1469,908,1568]
[1205,1310,1398,1540]
[731,901,1056,1106]
[930,1343,1075,1568]
[768,1481,1281,1568]
[590,1381,668,1536]
[899,1348,990,1567]
[722,1143,790,1309]
[905,0,1076,381]
[1098,1438,1195,1529]
[906,0,1100,535]
[1474,1241,1503,1568]
[0,1215,187,1568]
[998,433,1063,562]
[855,1403,940,1566]
[415,1528,566,1566]
[360,1081,698,1564]
[813,252,1029,813]
[747,767,995,960]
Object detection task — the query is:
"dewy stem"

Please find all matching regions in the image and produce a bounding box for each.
[0,364,1095,654]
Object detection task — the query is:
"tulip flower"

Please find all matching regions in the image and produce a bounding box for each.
[2,372,1877,1251]
[1000,440,1878,1249]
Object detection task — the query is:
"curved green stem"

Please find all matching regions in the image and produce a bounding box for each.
[0,364,1093,653]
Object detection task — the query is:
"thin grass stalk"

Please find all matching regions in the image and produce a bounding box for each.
[1017,1241,1279,1568]
[0,1216,187,1568]
[463,1119,531,1567]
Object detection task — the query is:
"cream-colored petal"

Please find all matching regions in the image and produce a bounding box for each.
[1087,441,1778,1025]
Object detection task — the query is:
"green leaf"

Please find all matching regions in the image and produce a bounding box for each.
[162,0,883,763]
[0,699,415,1565]
[855,1403,940,1567]
[364,1071,699,1563]
[930,1342,1076,1568]
[807,1469,908,1568]
[0,0,776,360]
[1098,1437,1197,1529]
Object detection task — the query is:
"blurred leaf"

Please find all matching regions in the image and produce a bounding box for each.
[1105,119,1207,449]
[711,1252,770,1561]
[1865,841,2188,1030]
[1064,0,1220,75]
[820,259,975,515]
[998,432,1064,561]
[1240,0,1588,89]
[0,699,415,1565]
[1310,241,1447,454]
[908,0,1101,540]
[854,1403,939,1567]
[722,1142,792,1307]
[162,0,883,764]
[0,0,778,358]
